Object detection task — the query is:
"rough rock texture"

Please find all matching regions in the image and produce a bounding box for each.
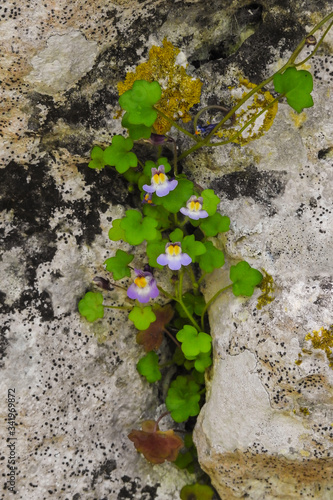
[0,0,332,499]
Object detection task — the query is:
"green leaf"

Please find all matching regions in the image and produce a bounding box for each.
[142,204,171,231]
[78,291,104,322]
[104,249,134,280]
[137,351,161,383]
[201,189,220,216]
[154,178,194,213]
[156,157,171,173]
[129,306,157,330]
[143,160,157,178]
[88,146,105,170]
[182,234,206,261]
[175,293,205,318]
[120,210,159,245]
[108,218,127,242]
[273,67,314,113]
[230,261,263,297]
[176,325,212,359]
[197,241,224,272]
[146,238,168,268]
[119,80,162,127]
[121,112,152,140]
[193,352,212,373]
[103,135,138,174]
[199,212,230,236]
[166,375,201,422]
[180,483,214,500]
[170,228,184,242]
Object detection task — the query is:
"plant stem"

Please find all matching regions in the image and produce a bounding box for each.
[193,104,236,133]
[154,107,199,142]
[295,19,333,67]
[178,270,201,331]
[178,12,333,162]
[200,284,233,330]
[157,285,176,301]
[163,327,181,348]
[205,96,281,148]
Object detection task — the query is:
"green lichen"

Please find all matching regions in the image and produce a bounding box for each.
[256,270,275,310]
[118,39,202,134]
[305,325,333,368]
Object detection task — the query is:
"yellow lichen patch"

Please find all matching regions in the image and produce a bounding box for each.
[290,110,308,128]
[117,39,202,134]
[216,78,278,145]
[305,326,333,368]
[256,270,275,310]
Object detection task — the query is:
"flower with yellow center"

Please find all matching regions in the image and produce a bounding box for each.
[143,165,178,197]
[127,270,159,303]
[180,196,209,220]
[157,242,192,271]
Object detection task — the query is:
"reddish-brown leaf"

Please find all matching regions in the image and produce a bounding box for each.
[136,304,174,352]
[128,419,183,464]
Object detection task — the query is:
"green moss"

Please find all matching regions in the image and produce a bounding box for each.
[256,270,275,310]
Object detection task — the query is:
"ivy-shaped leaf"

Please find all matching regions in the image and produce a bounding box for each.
[146,238,169,268]
[199,212,230,236]
[176,325,212,359]
[142,204,171,231]
[108,218,127,242]
[119,80,162,127]
[129,306,156,330]
[273,67,314,113]
[128,420,183,464]
[230,261,263,297]
[193,352,212,373]
[78,291,104,322]
[103,135,138,174]
[136,304,174,352]
[169,228,184,242]
[180,483,214,500]
[121,112,152,140]
[166,375,201,422]
[197,241,224,272]
[137,351,162,383]
[201,189,220,216]
[176,293,206,319]
[154,178,194,213]
[120,210,159,245]
[88,145,105,170]
[182,234,206,261]
[104,249,134,280]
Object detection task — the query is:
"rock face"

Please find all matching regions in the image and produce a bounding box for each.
[0,0,332,499]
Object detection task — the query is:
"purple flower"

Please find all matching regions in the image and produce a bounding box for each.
[142,192,154,205]
[127,269,159,303]
[180,196,209,220]
[143,165,178,197]
[156,242,192,271]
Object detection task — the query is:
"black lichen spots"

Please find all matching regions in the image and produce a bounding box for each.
[118,476,159,500]
[91,458,117,488]
[212,165,287,213]
[0,159,61,234]
[211,5,305,82]
[0,323,10,369]
[318,147,332,160]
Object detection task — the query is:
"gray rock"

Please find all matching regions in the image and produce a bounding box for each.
[0,0,332,499]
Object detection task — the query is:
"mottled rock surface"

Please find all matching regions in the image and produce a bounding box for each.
[0,0,332,499]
